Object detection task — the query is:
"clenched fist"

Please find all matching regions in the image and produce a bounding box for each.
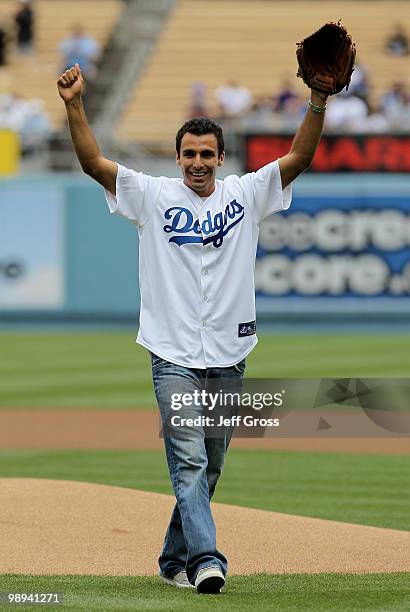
[57,64,84,103]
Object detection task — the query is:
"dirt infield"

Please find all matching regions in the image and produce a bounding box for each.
[1,478,409,576]
[0,410,408,454]
[1,412,408,577]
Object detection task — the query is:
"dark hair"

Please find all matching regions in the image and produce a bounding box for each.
[176,117,224,157]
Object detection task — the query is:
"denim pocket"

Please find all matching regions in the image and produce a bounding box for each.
[233,358,246,374]
[150,352,166,370]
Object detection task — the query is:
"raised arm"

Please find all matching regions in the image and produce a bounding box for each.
[279,21,356,189]
[57,64,117,195]
[278,88,327,189]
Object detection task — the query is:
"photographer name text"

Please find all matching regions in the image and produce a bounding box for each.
[170,415,280,427]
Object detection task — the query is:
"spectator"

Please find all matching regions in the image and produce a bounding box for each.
[60,24,100,80]
[243,95,278,131]
[274,78,299,112]
[361,102,389,133]
[385,24,409,56]
[14,0,34,54]
[214,79,252,118]
[0,22,7,66]
[325,91,368,132]
[20,98,51,149]
[347,61,370,105]
[0,93,21,126]
[279,95,305,130]
[0,92,51,149]
[380,81,410,130]
[381,81,408,109]
[187,82,208,118]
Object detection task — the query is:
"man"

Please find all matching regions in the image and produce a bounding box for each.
[57,64,328,594]
[215,79,253,118]
[14,0,34,54]
[59,25,100,80]
[0,20,7,66]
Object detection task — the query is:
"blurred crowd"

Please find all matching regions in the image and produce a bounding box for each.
[0,0,35,63]
[0,4,409,156]
[187,23,410,136]
[188,67,410,135]
[0,0,47,151]
[0,91,51,150]
[0,0,100,152]
[0,0,100,72]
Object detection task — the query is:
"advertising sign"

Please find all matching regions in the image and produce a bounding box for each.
[256,195,410,299]
[0,189,64,308]
[245,134,410,173]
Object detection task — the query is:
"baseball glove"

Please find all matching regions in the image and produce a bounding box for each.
[296,21,356,95]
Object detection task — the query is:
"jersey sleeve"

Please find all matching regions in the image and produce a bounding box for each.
[104,163,163,226]
[239,160,292,225]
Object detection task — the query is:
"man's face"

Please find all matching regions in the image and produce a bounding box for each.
[177,132,224,197]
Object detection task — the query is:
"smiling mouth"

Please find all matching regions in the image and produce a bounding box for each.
[190,171,207,178]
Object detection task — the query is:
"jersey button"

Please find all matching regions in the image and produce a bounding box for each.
[203,296,209,302]
[202,321,207,327]
[203,269,209,276]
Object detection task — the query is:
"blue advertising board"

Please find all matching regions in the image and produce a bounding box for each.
[255,176,410,315]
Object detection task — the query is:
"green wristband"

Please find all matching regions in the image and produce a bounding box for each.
[308,99,327,113]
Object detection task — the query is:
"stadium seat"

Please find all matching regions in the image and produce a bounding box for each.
[118,0,410,147]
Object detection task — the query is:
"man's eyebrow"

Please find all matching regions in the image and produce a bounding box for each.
[182,148,215,155]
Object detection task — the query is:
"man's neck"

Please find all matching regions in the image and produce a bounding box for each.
[183,180,216,198]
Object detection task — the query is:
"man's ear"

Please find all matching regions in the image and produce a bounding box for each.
[176,153,181,166]
[217,152,225,167]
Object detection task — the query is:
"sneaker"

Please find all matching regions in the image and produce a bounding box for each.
[159,569,193,588]
[194,565,225,594]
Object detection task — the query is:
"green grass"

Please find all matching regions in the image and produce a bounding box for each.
[0,449,408,530]
[0,573,408,611]
[1,332,410,408]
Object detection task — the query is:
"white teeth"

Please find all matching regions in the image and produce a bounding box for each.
[191,172,205,176]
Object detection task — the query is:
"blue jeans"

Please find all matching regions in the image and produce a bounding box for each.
[151,352,246,584]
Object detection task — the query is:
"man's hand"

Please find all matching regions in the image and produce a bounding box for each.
[57,64,84,104]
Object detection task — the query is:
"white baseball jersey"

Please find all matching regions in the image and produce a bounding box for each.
[105,160,292,368]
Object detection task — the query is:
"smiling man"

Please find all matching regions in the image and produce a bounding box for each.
[177,130,224,197]
[58,63,328,594]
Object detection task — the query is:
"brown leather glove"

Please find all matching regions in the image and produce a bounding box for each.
[296,21,356,95]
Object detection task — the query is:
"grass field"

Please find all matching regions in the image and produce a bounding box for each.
[0,573,409,611]
[1,331,409,610]
[2,332,410,408]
